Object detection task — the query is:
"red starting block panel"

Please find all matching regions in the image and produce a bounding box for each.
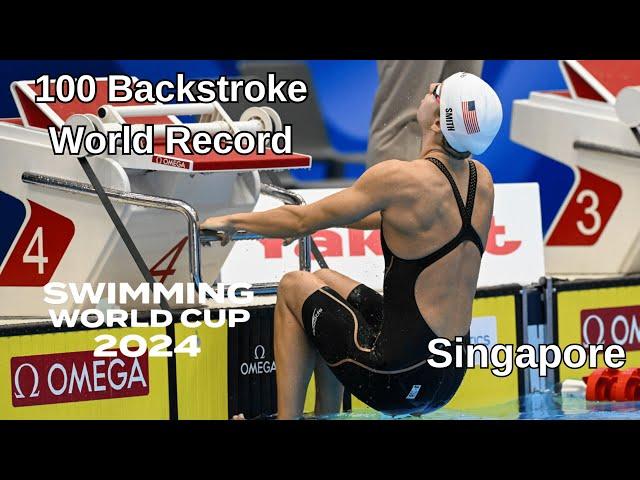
[150,144,311,173]
[545,90,572,98]
[560,60,640,103]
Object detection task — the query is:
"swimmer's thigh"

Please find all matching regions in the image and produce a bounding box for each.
[301,286,379,364]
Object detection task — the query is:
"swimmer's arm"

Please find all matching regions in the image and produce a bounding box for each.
[340,212,381,230]
[204,160,402,239]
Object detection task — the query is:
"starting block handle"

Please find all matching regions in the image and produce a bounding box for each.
[200,230,264,244]
[200,183,312,273]
[96,102,279,138]
[99,102,218,119]
[101,120,264,139]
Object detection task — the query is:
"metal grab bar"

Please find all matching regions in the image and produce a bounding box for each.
[23,171,205,285]
[22,172,311,296]
[201,230,265,244]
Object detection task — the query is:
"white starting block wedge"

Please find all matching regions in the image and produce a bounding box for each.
[511,60,640,277]
[0,78,312,318]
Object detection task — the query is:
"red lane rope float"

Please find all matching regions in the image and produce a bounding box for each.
[583,367,640,402]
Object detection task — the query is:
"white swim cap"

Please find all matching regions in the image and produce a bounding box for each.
[439,72,503,155]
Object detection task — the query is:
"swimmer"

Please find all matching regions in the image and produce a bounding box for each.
[201,72,503,419]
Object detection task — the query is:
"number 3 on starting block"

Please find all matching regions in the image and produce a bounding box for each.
[546,167,622,246]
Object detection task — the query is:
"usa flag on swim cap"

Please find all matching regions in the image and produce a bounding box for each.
[462,100,480,134]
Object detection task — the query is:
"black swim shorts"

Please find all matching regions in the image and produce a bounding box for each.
[301,284,468,416]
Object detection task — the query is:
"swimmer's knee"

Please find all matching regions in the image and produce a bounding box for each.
[278,270,315,295]
[312,268,338,282]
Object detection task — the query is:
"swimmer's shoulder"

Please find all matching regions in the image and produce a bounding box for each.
[365,159,417,188]
[370,158,406,173]
[380,158,441,193]
[469,159,495,208]
[358,159,418,200]
[365,159,451,198]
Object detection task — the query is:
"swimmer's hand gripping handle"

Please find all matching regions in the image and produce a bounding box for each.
[199,229,327,268]
[200,229,263,246]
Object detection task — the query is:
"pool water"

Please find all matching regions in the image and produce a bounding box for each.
[321,392,640,420]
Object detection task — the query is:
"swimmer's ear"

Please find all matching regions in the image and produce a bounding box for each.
[432,116,442,134]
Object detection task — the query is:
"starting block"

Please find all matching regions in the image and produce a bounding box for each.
[511,60,640,276]
[0,77,312,318]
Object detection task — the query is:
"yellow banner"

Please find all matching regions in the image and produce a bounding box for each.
[0,327,169,420]
[175,323,228,420]
[557,284,640,382]
[447,294,520,412]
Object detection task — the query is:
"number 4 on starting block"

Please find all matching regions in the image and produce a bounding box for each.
[0,196,75,286]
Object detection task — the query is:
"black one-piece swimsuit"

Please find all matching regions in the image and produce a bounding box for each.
[301,158,484,415]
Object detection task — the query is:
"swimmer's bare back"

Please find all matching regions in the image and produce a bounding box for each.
[202,151,493,341]
[369,152,494,340]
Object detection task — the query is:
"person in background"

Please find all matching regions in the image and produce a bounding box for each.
[367,60,484,167]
